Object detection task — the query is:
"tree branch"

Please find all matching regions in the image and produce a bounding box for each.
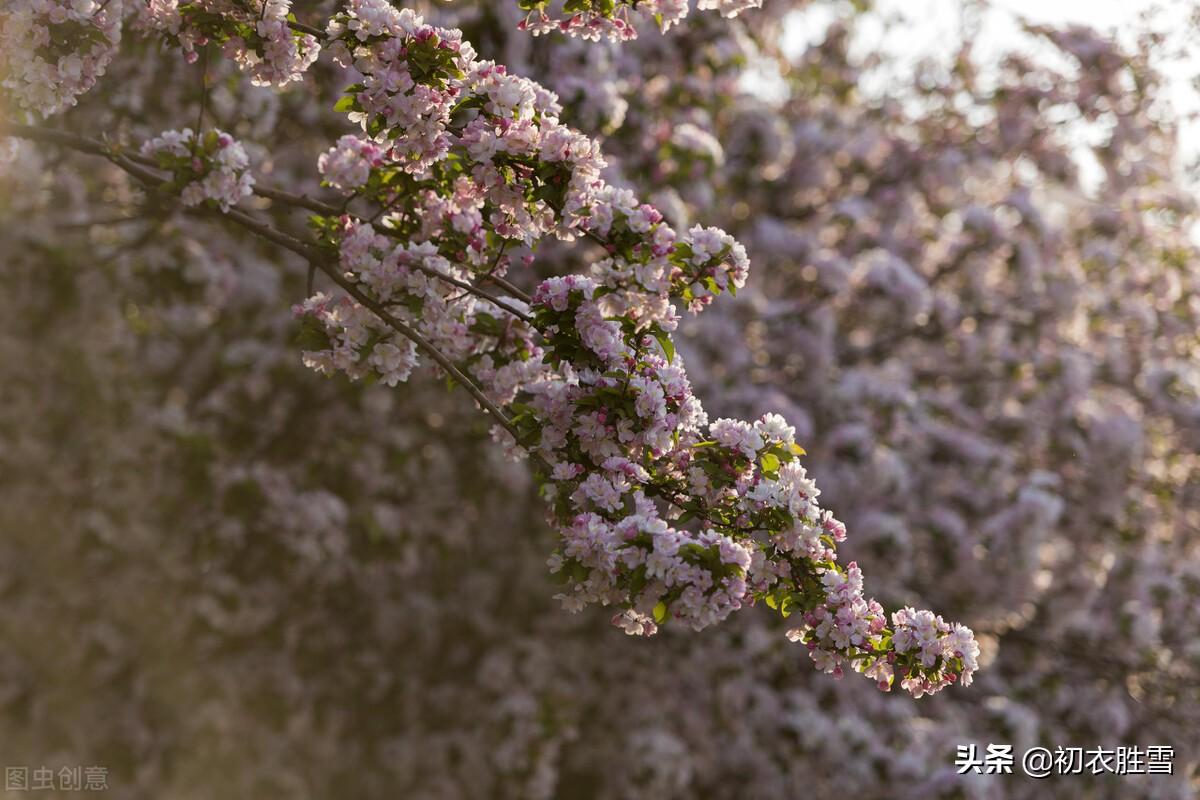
[312,263,526,443]
[409,262,533,323]
[287,20,328,40]
[9,123,529,445]
[5,123,343,216]
[254,184,342,216]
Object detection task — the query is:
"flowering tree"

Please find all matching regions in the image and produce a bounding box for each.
[1,1,1197,798]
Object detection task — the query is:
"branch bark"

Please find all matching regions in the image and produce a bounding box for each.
[9,123,529,445]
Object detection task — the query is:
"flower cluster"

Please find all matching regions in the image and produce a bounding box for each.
[140,128,255,210]
[322,0,606,245]
[323,3,476,175]
[134,0,319,86]
[528,271,971,697]
[517,0,762,42]
[295,216,541,396]
[292,5,975,696]
[529,276,972,695]
[0,0,123,117]
[316,134,385,192]
[786,565,980,697]
[294,290,420,387]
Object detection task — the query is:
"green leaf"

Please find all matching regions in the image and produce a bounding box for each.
[471,312,504,337]
[333,94,357,113]
[760,453,781,474]
[294,317,331,351]
[653,601,668,624]
[652,327,675,363]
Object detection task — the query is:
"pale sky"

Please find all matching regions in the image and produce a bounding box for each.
[781,0,1199,191]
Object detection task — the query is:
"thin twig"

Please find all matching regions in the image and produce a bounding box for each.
[312,264,525,443]
[414,263,532,323]
[195,46,210,141]
[287,20,327,40]
[476,239,533,303]
[6,125,342,215]
[482,273,531,304]
[254,184,342,216]
[11,123,527,445]
[60,215,151,229]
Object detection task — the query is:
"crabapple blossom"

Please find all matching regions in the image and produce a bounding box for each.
[140,127,255,210]
[0,0,123,117]
[134,0,319,85]
[317,134,385,192]
[517,0,762,42]
[280,4,977,696]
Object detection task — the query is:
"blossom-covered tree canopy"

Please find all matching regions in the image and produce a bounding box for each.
[1,1,1197,798]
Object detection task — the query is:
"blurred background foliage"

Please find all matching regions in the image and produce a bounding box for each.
[0,1,1197,797]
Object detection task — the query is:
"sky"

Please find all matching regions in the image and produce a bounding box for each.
[780,0,1200,192]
